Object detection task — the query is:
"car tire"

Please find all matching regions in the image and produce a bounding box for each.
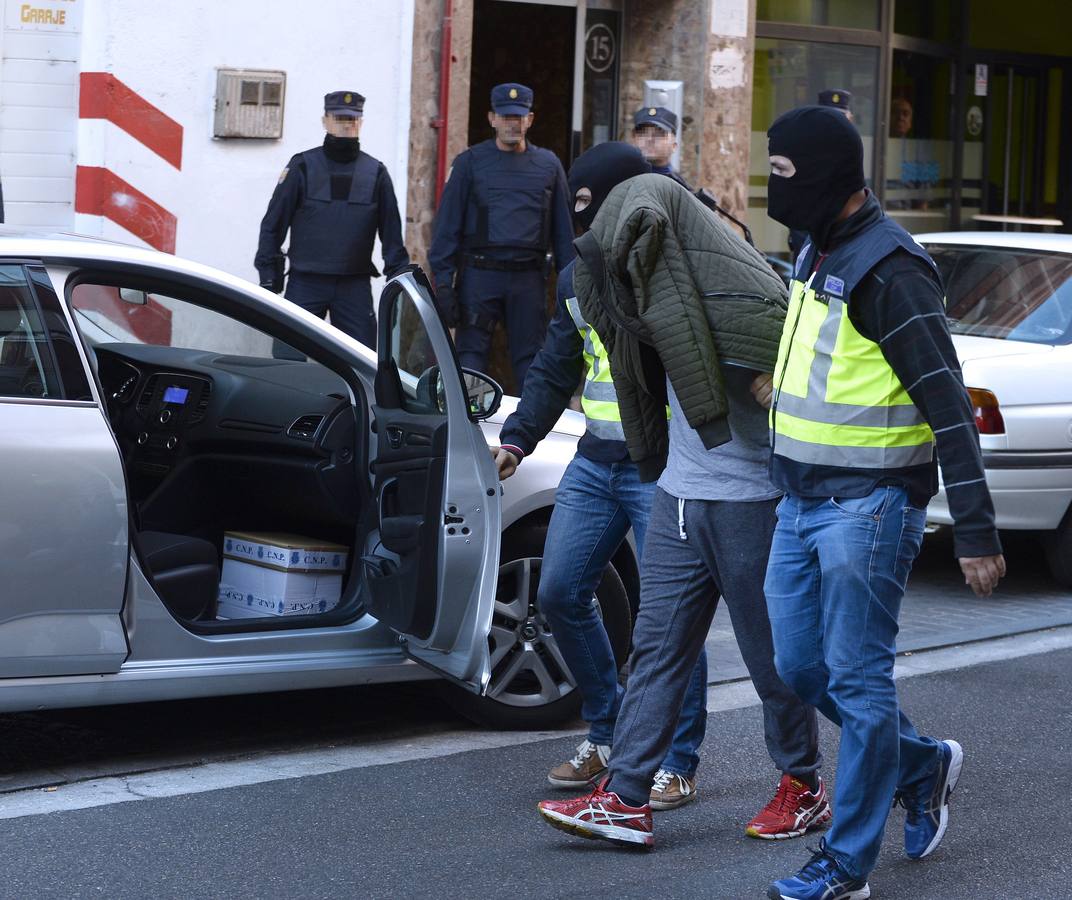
[1044,512,1072,588]
[441,523,633,730]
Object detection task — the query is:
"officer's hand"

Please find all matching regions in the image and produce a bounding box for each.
[958,554,1006,597]
[436,286,460,328]
[491,446,520,481]
[750,373,775,409]
[260,281,283,294]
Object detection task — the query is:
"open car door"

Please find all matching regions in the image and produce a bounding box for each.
[363,269,501,693]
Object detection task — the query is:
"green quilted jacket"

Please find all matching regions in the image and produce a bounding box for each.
[574,174,788,481]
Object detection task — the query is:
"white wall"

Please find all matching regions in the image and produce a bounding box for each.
[76,0,415,289]
[0,0,84,226]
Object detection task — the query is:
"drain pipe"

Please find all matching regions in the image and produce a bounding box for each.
[433,0,453,207]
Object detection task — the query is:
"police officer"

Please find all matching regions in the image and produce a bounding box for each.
[255,91,409,350]
[789,90,855,263]
[632,106,689,188]
[428,83,574,388]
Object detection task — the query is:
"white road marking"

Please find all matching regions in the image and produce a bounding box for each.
[1,626,1069,822]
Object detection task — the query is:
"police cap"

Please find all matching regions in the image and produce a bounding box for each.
[324,90,365,118]
[633,106,678,133]
[817,88,853,111]
[491,83,533,116]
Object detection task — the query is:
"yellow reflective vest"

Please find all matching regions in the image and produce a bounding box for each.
[771,238,937,471]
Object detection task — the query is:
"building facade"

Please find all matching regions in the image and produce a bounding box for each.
[2,0,1068,364]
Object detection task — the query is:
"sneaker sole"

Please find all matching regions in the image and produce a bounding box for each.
[767,884,870,900]
[649,789,698,811]
[746,800,833,840]
[914,739,964,859]
[547,768,607,789]
[537,805,654,849]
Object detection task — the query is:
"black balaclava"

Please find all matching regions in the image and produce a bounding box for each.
[568,141,651,231]
[324,133,361,163]
[767,106,865,247]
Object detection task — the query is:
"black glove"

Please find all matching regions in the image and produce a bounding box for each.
[259,257,285,293]
[435,284,459,328]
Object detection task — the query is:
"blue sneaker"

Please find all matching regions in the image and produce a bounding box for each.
[899,738,964,859]
[767,840,870,900]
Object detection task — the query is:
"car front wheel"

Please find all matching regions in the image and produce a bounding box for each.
[442,523,632,729]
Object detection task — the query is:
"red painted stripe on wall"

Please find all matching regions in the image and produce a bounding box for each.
[75,166,177,253]
[79,72,183,170]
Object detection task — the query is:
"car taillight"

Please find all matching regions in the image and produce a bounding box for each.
[967,387,1005,435]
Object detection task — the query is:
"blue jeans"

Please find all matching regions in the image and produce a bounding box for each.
[539,455,708,776]
[764,487,943,880]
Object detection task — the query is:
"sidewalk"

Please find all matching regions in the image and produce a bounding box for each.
[704,529,1072,683]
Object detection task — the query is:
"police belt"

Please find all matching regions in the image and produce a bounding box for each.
[464,254,544,272]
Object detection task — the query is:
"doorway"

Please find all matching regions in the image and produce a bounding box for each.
[965,61,1065,229]
[468,0,576,164]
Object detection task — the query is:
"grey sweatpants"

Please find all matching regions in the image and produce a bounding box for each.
[606,488,821,804]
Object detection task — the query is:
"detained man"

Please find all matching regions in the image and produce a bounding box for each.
[534,144,824,850]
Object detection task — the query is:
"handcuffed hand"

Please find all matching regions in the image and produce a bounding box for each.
[750,373,775,409]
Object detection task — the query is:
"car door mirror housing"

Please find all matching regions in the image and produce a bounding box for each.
[461,369,503,421]
[118,288,149,306]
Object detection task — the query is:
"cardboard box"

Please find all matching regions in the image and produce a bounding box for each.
[217,532,348,620]
[222,531,348,573]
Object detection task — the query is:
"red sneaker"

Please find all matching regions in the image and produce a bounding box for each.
[537,780,654,849]
[746,774,832,840]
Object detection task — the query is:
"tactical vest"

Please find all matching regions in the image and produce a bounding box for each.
[564,294,626,442]
[288,148,381,276]
[771,216,939,470]
[464,142,555,256]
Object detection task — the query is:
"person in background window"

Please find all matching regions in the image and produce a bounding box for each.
[890,96,914,137]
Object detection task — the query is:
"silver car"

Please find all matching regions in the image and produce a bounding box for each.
[0,230,636,727]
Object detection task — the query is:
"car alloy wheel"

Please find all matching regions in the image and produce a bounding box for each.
[486,556,582,708]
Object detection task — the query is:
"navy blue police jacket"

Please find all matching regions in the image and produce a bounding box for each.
[428,139,575,295]
[255,145,408,282]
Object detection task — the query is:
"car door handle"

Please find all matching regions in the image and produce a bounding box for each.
[386,426,404,449]
[378,476,398,523]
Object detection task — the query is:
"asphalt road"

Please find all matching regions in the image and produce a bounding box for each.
[1,529,1066,793]
[0,646,1069,899]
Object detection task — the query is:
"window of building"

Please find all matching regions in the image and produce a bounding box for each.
[885,51,956,231]
[756,0,879,30]
[748,38,880,255]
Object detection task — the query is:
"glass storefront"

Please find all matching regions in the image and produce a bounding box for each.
[750,0,1071,256]
[756,0,879,30]
[885,51,956,232]
[748,38,879,254]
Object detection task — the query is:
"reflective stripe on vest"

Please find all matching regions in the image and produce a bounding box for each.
[771,274,934,470]
[565,295,626,442]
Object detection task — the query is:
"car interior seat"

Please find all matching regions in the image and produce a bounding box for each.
[134,531,220,621]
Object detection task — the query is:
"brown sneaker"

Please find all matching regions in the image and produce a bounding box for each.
[649,769,698,810]
[547,739,611,789]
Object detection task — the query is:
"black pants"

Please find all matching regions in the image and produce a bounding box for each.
[454,267,547,388]
[285,271,376,349]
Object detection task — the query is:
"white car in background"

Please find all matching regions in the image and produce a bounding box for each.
[919,232,1072,586]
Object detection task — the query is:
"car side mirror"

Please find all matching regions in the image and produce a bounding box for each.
[118,288,149,306]
[461,369,502,421]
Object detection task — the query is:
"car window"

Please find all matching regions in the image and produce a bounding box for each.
[386,289,444,415]
[931,245,1072,346]
[69,284,276,358]
[0,265,64,400]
